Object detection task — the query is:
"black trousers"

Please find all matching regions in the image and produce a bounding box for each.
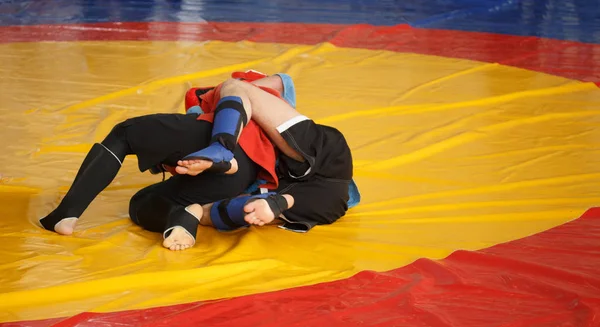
[120,113,258,232]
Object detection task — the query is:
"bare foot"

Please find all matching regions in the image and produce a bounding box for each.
[53,217,78,235]
[175,158,238,176]
[162,227,195,251]
[243,199,276,226]
[162,205,202,251]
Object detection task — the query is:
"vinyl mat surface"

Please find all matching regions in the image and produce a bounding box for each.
[0,0,600,326]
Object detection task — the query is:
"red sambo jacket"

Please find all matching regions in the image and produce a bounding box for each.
[181,72,280,190]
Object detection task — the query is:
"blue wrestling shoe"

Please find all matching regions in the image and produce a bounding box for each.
[347,179,361,209]
[186,105,203,115]
[275,73,297,109]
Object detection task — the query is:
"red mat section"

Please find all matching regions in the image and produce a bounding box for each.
[2,22,600,83]
[7,208,600,327]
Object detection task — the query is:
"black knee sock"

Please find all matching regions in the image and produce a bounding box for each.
[40,143,123,231]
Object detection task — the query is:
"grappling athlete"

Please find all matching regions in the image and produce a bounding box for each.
[39,71,358,251]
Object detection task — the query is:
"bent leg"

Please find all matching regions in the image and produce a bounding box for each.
[130,184,200,251]
[40,114,217,234]
[131,144,258,231]
[180,77,305,173]
[180,95,248,168]
[197,193,293,231]
[250,73,296,109]
[139,144,260,250]
[129,183,177,232]
[277,179,350,233]
[161,191,293,251]
[219,78,305,161]
[244,194,294,226]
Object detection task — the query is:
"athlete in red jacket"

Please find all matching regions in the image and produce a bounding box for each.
[169,70,282,191]
[161,73,357,251]
[39,71,359,252]
[38,71,287,237]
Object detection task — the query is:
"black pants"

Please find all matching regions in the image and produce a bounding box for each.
[119,113,259,232]
[273,119,353,231]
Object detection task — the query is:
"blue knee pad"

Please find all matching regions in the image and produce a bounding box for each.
[183,96,246,163]
[183,142,234,163]
[210,193,274,231]
[211,96,247,143]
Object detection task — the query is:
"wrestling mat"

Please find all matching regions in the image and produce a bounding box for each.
[1,0,600,326]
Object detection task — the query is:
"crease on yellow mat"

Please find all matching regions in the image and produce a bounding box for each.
[317,82,596,124]
[35,42,320,148]
[57,58,269,115]
[347,209,583,224]
[0,185,39,194]
[347,197,600,218]
[349,108,503,156]
[498,152,561,175]
[53,42,317,115]
[392,62,501,104]
[1,40,600,322]
[96,265,351,311]
[0,259,282,309]
[358,172,600,210]
[352,169,475,186]
[4,75,131,89]
[365,110,600,170]
[466,143,599,160]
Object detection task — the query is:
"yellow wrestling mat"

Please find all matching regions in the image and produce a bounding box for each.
[1,40,600,321]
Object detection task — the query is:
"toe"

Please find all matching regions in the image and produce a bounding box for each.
[54,218,78,236]
[244,202,257,214]
[175,166,189,174]
[244,212,256,224]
